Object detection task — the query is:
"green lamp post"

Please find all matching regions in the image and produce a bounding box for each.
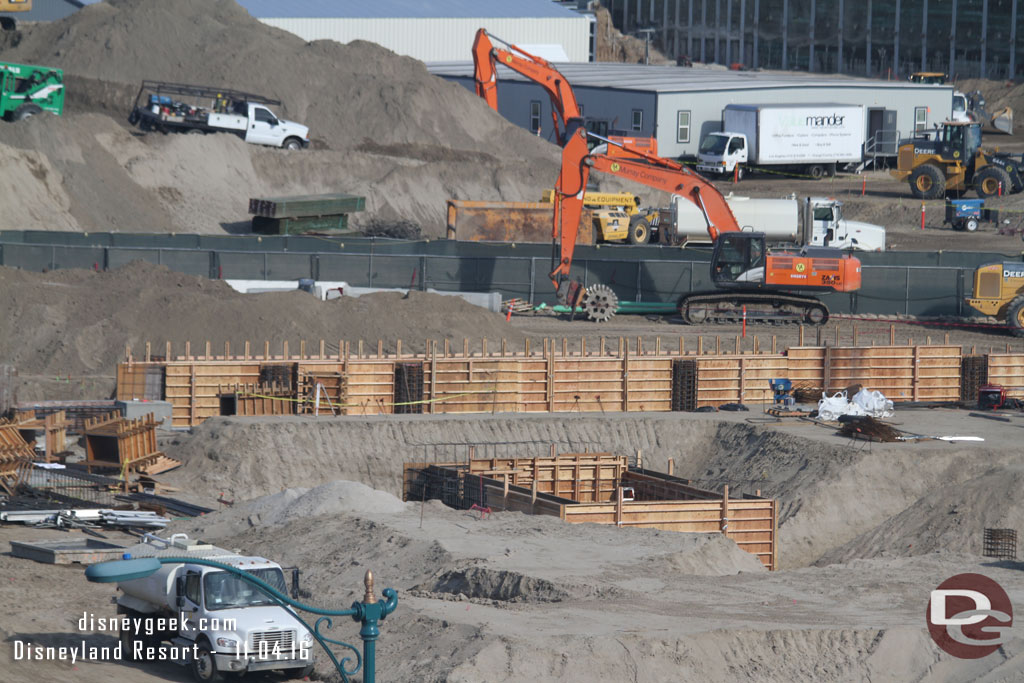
[85,556,397,683]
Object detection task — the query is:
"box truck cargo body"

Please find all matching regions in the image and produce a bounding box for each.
[697,104,866,179]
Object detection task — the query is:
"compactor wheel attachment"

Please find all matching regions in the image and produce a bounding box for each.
[583,284,618,323]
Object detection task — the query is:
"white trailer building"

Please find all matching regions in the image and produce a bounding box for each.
[235,0,594,63]
[427,62,957,161]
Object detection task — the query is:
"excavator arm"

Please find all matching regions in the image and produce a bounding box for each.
[550,124,741,294]
[473,29,580,143]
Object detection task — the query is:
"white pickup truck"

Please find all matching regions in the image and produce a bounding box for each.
[128,80,310,149]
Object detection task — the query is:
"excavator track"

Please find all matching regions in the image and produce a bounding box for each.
[678,291,829,326]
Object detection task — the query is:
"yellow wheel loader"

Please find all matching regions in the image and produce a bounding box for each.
[966,263,1024,336]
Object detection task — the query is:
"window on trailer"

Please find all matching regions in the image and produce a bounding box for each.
[631,109,643,132]
[676,110,691,143]
[530,100,541,133]
[914,107,928,132]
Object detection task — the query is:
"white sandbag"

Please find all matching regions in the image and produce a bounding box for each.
[852,388,894,418]
[817,391,866,421]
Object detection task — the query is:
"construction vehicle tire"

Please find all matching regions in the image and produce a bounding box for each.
[627,215,651,245]
[909,164,945,199]
[127,109,140,126]
[808,165,825,180]
[1008,295,1024,337]
[12,104,42,121]
[975,166,1010,199]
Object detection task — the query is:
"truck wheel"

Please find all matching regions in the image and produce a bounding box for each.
[734,165,743,182]
[975,166,1010,198]
[965,217,980,232]
[1008,295,1024,337]
[128,110,140,126]
[12,103,42,121]
[283,137,303,150]
[909,164,945,199]
[627,215,651,244]
[187,128,205,135]
[190,641,224,683]
[808,165,825,180]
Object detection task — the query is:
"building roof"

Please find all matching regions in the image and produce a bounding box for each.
[427,61,955,94]
[236,0,583,20]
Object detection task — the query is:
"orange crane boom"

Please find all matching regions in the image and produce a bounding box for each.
[473,28,580,143]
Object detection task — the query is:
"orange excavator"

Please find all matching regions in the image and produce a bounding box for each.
[473,29,861,324]
[553,125,861,323]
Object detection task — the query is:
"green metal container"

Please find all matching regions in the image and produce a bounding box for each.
[249,193,366,219]
[251,214,357,235]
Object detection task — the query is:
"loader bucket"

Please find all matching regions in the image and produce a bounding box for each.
[991,107,1014,134]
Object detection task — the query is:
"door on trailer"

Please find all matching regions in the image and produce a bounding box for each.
[246,106,281,146]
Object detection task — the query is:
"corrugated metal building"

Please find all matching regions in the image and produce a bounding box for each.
[235,0,595,63]
[429,61,956,158]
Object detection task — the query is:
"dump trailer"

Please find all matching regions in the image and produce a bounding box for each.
[446,199,594,244]
[697,103,866,180]
[111,533,314,681]
[0,61,64,121]
[128,81,309,149]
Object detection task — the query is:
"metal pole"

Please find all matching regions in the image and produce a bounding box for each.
[866,0,872,75]
[893,0,900,77]
[701,0,707,62]
[714,0,721,63]
[837,0,844,73]
[739,0,746,64]
[981,0,989,79]
[624,0,630,32]
[529,258,536,304]
[752,0,759,68]
[687,0,694,56]
[675,0,681,57]
[950,0,957,77]
[781,0,789,70]
[920,0,928,71]
[663,0,670,56]
[1012,0,1019,78]
[726,0,733,64]
[809,0,815,72]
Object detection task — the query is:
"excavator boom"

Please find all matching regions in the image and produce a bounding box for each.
[473,29,580,142]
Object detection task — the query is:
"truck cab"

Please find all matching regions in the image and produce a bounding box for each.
[804,198,886,252]
[696,132,747,176]
[116,535,314,681]
[209,101,310,149]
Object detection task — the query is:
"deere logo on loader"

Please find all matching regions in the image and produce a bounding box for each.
[954,151,960,158]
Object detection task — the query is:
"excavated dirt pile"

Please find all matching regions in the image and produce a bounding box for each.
[0,261,524,396]
[0,0,562,234]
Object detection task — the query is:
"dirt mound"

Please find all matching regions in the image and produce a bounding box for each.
[593,4,672,64]
[817,465,1024,564]
[0,261,524,397]
[0,0,553,159]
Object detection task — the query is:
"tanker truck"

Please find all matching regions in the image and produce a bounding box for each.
[111,533,314,682]
[637,195,886,251]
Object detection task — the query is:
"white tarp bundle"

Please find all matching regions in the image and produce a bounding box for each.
[817,388,894,421]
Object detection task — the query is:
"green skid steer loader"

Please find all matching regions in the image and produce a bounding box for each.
[0,61,64,121]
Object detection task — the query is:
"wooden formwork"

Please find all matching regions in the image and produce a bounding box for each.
[0,419,33,493]
[83,412,178,476]
[403,454,778,570]
[119,337,968,426]
[986,354,1024,399]
[218,383,295,417]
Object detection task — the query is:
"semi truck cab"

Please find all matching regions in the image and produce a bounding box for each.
[803,198,886,252]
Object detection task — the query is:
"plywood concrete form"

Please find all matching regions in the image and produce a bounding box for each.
[404,454,777,570]
[118,340,968,427]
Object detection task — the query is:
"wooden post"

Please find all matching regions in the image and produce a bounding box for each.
[166,341,172,361]
[396,339,402,358]
[244,341,251,361]
[679,336,685,355]
[637,336,643,356]
[482,338,487,356]
[667,458,674,476]
[815,326,822,346]
[655,337,661,355]
[926,336,931,346]
[771,336,777,354]
[562,337,567,357]
[546,340,555,412]
[524,338,530,356]
[429,341,437,414]
[715,336,721,355]
[145,342,151,362]
[615,486,624,527]
[913,344,921,401]
[444,339,450,358]
[721,484,730,534]
[889,324,896,345]
[798,325,805,346]
[264,340,270,360]
[944,333,950,344]
[622,342,630,412]
[185,341,191,360]
[283,340,289,360]
[319,339,325,360]
[531,478,538,511]
[377,340,383,358]
[853,324,858,347]
[600,336,606,356]
[580,337,586,357]
[358,340,364,358]
[463,338,469,357]
[734,335,740,354]
[697,336,703,355]
[753,336,759,354]
[299,340,306,359]
[834,325,839,346]
[636,448,643,469]
[502,338,507,357]
[204,341,211,360]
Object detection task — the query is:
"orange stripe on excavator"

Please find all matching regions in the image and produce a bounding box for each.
[765,253,861,292]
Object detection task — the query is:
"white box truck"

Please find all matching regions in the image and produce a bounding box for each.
[697,104,866,180]
[662,195,885,251]
[112,534,314,682]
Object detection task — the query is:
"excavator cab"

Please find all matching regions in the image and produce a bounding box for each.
[711,232,767,287]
